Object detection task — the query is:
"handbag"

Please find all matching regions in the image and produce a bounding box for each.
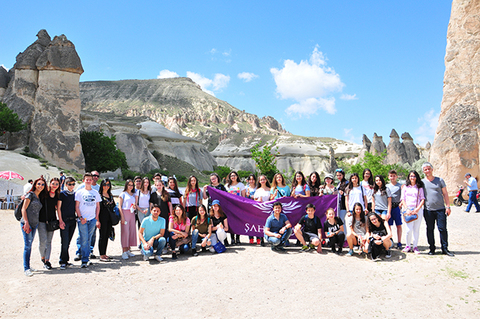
[110,203,120,226]
[403,211,418,223]
[14,199,24,221]
[213,241,226,253]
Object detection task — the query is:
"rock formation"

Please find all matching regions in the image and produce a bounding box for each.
[429,0,480,194]
[371,133,386,155]
[401,132,420,164]
[358,134,372,160]
[325,147,338,174]
[0,66,9,98]
[386,129,408,164]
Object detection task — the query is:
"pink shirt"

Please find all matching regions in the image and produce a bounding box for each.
[169,215,191,231]
[401,185,425,208]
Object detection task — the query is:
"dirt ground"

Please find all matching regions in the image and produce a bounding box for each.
[0,205,479,318]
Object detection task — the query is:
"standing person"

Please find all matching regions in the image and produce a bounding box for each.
[149,178,172,226]
[38,177,61,270]
[321,174,336,195]
[203,172,227,211]
[183,175,203,220]
[59,172,66,191]
[20,177,45,276]
[400,170,425,255]
[137,177,151,225]
[463,173,480,213]
[190,204,212,256]
[387,170,404,249]
[133,176,143,228]
[264,202,292,251]
[346,202,368,257]
[23,179,33,197]
[371,175,392,221]
[75,173,101,268]
[307,172,321,197]
[291,171,311,198]
[365,212,393,261]
[361,168,374,212]
[252,175,271,245]
[210,200,229,251]
[246,174,257,245]
[98,179,115,262]
[58,177,76,269]
[74,170,100,260]
[335,169,349,230]
[323,207,345,254]
[270,173,291,200]
[345,173,368,215]
[225,171,246,245]
[168,205,191,259]
[422,162,454,257]
[293,203,323,253]
[167,177,183,207]
[139,204,167,262]
[119,179,138,260]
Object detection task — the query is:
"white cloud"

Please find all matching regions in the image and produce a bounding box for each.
[223,49,232,57]
[416,108,439,146]
[187,71,230,96]
[157,69,179,79]
[238,72,259,82]
[340,93,358,100]
[210,48,217,54]
[271,45,345,116]
[343,128,361,144]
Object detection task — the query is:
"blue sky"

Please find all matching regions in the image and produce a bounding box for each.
[1,1,453,146]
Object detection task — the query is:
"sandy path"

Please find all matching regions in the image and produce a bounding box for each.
[1,206,479,318]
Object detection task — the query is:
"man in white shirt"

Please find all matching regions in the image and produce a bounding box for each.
[464,173,480,213]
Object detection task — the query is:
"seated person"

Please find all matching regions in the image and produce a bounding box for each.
[190,204,212,256]
[365,212,393,261]
[293,203,323,253]
[264,202,292,251]
[346,202,368,256]
[323,207,345,254]
[138,204,167,262]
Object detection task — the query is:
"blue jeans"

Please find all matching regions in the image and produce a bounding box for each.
[191,229,210,249]
[75,227,96,256]
[168,232,190,253]
[466,190,480,212]
[141,237,166,257]
[265,228,292,247]
[77,219,97,263]
[424,209,448,252]
[21,223,38,271]
[60,219,77,264]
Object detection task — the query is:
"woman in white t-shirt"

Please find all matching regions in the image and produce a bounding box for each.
[225,171,245,245]
[345,173,368,215]
[119,179,138,260]
[252,174,271,245]
[137,177,151,225]
[361,168,374,212]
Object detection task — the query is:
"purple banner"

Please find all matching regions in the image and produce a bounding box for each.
[208,186,338,237]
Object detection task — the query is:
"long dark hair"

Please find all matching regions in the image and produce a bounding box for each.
[195,204,209,225]
[168,177,181,194]
[353,202,365,227]
[363,168,374,187]
[373,175,387,196]
[291,171,306,195]
[256,174,271,188]
[185,175,200,198]
[406,170,424,188]
[367,211,384,233]
[140,177,151,193]
[173,205,187,224]
[308,171,321,189]
[123,179,134,193]
[347,173,361,191]
[226,171,240,186]
[30,177,47,198]
[48,177,61,197]
[100,179,113,198]
[271,173,286,188]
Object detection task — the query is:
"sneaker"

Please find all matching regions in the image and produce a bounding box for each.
[87,261,93,266]
[74,254,81,261]
[209,247,215,253]
[309,243,315,250]
[397,243,403,250]
[60,264,66,270]
[172,252,178,260]
[249,238,254,244]
[413,247,420,255]
[122,252,129,260]
[271,246,277,251]
[301,245,310,252]
[257,238,261,245]
[143,254,149,261]
[127,251,135,257]
[162,248,168,254]
[81,263,88,268]
[66,263,73,267]
[276,246,286,251]
[284,240,290,247]
[402,246,411,253]
[90,253,97,259]
[44,261,52,270]
[154,255,163,262]
[386,250,392,258]
[24,269,34,277]
[346,249,354,257]
[372,256,381,262]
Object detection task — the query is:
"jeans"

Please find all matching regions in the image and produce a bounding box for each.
[265,228,292,247]
[210,228,227,246]
[168,232,190,253]
[466,190,480,212]
[37,222,54,260]
[21,223,38,271]
[191,229,211,249]
[76,227,96,256]
[59,219,76,264]
[141,237,167,257]
[77,218,97,263]
[424,208,448,252]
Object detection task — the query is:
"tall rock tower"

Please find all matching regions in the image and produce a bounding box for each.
[429,0,480,194]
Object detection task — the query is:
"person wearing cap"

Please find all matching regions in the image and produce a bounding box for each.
[209,199,228,250]
[464,173,480,213]
[321,174,336,195]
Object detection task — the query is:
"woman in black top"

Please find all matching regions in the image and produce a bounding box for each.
[366,212,393,261]
[38,177,61,270]
[308,172,321,197]
[98,179,116,262]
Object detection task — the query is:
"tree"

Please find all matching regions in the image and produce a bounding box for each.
[250,139,279,181]
[0,102,27,136]
[80,130,128,173]
[349,151,408,181]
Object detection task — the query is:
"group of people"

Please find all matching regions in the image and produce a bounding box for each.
[18,161,454,276]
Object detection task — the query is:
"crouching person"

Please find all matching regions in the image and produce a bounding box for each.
[191,204,212,256]
[293,203,323,253]
[264,202,292,251]
[139,204,167,262]
[323,207,345,254]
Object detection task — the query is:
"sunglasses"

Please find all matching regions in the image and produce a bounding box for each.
[103,184,111,187]
[335,169,344,172]
[92,175,99,178]
[67,183,76,186]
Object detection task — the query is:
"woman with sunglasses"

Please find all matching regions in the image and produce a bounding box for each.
[20,177,46,276]
[98,179,116,262]
[119,179,138,260]
[38,177,61,270]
